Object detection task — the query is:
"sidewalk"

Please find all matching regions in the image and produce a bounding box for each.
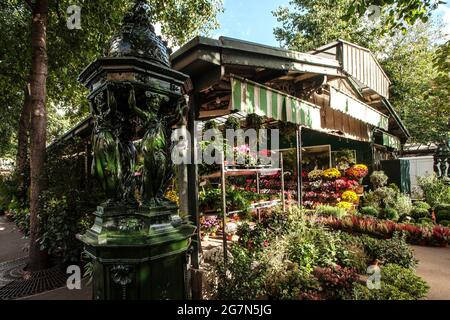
[411,245,450,300]
[0,215,28,262]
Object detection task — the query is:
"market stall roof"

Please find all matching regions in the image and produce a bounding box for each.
[171,36,345,91]
[309,39,391,99]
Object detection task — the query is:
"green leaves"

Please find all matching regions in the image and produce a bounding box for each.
[1,0,223,156]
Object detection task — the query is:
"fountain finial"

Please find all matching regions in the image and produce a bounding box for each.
[104,0,171,66]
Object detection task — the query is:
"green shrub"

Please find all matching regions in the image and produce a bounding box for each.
[410,207,430,220]
[413,201,431,211]
[435,204,450,223]
[418,217,434,226]
[313,266,359,300]
[360,233,417,268]
[315,205,347,218]
[352,264,428,300]
[381,207,399,221]
[215,245,267,300]
[435,203,450,212]
[334,232,368,273]
[370,171,388,188]
[352,282,414,300]
[381,264,429,299]
[417,175,450,208]
[264,262,320,300]
[438,220,450,227]
[360,206,379,218]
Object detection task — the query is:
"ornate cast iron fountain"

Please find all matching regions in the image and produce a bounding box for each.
[77,0,195,300]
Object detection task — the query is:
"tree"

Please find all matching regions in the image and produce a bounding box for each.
[343,0,443,33]
[1,0,223,270]
[273,0,382,52]
[273,1,448,143]
[28,0,49,271]
[377,22,449,143]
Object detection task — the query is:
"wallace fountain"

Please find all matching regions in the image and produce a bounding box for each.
[77,0,196,300]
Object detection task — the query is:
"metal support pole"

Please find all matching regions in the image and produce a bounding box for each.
[256,172,260,222]
[187,94,200,269]
[298,127,303,208]
[295,128,301,208]
[281,152,286,212]
[221,155,228,266]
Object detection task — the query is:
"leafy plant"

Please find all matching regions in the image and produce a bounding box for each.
[315,205,347,218]
[370,171,388,189]
[313,265,359,300]
[413,201,431,211]
[380,264,429,299]
[360,206,379,218]
[417,174,450,209]
[360,233,417,268]
[214,245,267,300]
[435,204,450,223]
[410,207,430,220]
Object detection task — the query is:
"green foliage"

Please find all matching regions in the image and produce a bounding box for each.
[363,185,412,219]
[418,217,434,226]
[315,205,348,218]
[360,206,380,218]
[413,201,431,211]
[39,191,95,262]
[344,0,441,33]
[417,175,450,208]
[380,264,429,299]
[380,207,399,221]
[438,220,450,227]
[273,0,381,52]
[370,171,388,189]
[215,245,267,300]
[436,208,450,224]
[410,207,430,220]
[0,0,223,155]
[0,175,17,212]
[360,233,417,268]
[264,262,320,300]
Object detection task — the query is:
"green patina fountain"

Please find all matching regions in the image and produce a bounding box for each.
[76,0,196,300]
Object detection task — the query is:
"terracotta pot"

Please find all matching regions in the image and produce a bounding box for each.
[355,185,364,194]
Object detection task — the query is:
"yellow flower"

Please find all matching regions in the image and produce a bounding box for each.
[165,190,179,205]
[337,201,353,210]
[341,190,358,203]
[322,168,341,180]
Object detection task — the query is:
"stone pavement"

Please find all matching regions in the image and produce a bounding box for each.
[410,245,450,300]
[0,215,28,262]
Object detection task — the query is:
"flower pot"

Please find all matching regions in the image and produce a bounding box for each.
[355,185,364,194]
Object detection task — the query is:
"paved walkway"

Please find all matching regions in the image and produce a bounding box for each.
[0,215,28,262]
[410,245,450,300]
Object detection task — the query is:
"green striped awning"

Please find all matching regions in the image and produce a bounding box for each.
[330,86,389,130]
[231,76,322,129]
[382,132,401,150]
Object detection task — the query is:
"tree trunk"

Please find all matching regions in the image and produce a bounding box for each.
[16,83,32,205]
[28,0,49,271]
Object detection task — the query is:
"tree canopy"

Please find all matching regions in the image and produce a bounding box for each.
[273,0,449,144]
[0,0,223,158]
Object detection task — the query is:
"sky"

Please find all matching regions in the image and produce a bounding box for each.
[213,0,450,47]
